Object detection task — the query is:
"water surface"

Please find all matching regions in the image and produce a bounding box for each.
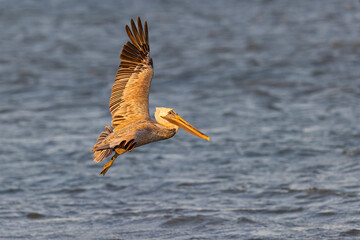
[1,0,360,239]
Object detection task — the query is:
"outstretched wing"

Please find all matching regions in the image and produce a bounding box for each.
[109,16,153,130]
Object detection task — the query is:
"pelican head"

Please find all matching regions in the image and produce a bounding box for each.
[155,107,210,141]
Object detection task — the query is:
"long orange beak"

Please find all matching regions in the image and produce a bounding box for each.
[163,113,210,141]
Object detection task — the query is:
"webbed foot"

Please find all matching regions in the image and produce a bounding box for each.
[100,161,113,176]
[99,153,118,176]
[98,148,128,176]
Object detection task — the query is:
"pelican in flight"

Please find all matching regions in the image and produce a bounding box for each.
[92,17,210,175]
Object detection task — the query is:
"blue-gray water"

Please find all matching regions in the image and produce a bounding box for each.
[1,0,360,239]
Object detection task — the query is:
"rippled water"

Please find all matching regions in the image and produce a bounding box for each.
[1,0,360,239]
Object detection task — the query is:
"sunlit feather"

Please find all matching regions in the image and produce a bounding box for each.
[92,17,209,176]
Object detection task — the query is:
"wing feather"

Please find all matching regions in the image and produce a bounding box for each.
[126,25,141,50]
[131,19,143,47]
[109,16,153,130]
[144,21,149,50]
[137,19,145,47]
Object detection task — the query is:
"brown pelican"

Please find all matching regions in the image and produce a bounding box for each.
[92,17,210,175]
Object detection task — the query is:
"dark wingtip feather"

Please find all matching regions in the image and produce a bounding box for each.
[137,16,146,48]
[131,19,142,47]
[126,24,140,50]
[144,21,149,50]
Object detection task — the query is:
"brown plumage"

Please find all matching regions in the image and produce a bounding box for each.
[92,17,209,176]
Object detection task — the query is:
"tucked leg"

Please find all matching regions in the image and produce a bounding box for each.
[99,148,127,176]
[100,152,118,176]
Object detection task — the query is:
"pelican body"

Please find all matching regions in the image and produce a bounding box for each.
[92,17,209,175]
